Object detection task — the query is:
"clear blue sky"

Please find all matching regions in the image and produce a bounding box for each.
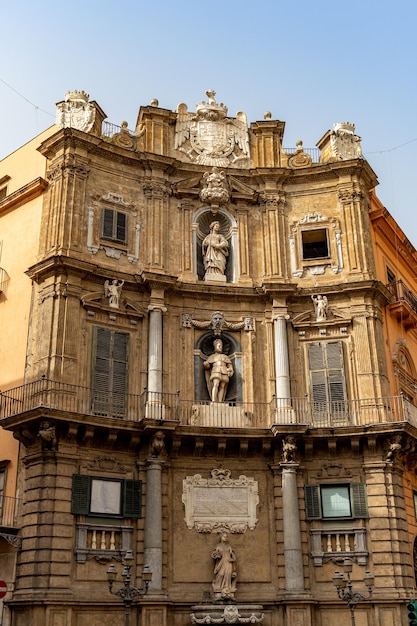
[2,0,417,245]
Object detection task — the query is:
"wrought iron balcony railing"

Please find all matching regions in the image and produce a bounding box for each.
[386,279,417,329]
[1,378,416,430]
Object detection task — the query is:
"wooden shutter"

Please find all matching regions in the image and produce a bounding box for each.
[351,483,368,518]
[92,328,129,417]
[326,342,346,404]
[116,212,127,243]
[102,208,115,239]
[308,342,347,417]
[123,480,142,518]
[305,485,321,519]
[71,474,90,515]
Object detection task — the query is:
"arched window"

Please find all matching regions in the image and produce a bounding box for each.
[194,332,242,402]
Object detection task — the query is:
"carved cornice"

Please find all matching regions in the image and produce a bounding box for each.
[0,177,48,215]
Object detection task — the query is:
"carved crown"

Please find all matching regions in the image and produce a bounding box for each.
[195,90,228,121]
[65,90,90,102]
[333,121,355,134]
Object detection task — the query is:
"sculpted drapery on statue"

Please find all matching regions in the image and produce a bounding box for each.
[204,338,234,403]
[202,221,229,278]
[212,533,237,600]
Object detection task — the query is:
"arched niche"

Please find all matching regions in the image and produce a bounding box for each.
[192,208,239,283]
[194,332,242,402]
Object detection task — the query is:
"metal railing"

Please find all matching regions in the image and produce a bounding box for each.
[0,495,20,528]
[386,279,417,317]
[284,147,321,162]
[1,379,416,430]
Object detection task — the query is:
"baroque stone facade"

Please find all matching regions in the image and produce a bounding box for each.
[0,89,416,626]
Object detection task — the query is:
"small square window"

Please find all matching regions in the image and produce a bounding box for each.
[321,485,351,518]
[302,229,329,260]
[90,479,122,515]
[101,208,127,245]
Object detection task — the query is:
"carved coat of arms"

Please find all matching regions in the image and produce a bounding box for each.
[56,90,96,133]
[175,90,250,168]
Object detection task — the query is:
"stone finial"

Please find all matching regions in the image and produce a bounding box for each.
[150,98,159,106]
[264,111,272,120]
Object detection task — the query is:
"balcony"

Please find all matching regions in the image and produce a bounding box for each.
[1,378,417,430]
[310,527,368,566]
[386,279,417,330]
[0,495,19,529]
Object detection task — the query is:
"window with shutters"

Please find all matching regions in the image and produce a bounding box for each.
[101,208,127,245]
[91,327,129,417]
[307,341,347,420]
[305,483,368,520]
[71,474,142,519]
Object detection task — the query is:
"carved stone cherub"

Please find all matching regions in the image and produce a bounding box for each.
[384,434,402,462]
[38,420,57,451]
[282,436,297,463]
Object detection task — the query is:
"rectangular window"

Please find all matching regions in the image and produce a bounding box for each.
[301,228,329,260]
[308,342,347,418]
[91,327,129,417]
[71,474,142,518]
[0,187,7,201]
[101,208,127,244]
[305,483,368,520]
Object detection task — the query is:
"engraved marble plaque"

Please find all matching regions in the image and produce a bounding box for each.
[182,468,259,533]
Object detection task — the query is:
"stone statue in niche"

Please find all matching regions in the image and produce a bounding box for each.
[212,533,237,601]
[204,338,234,403]
[311,294,328,322]
[104,279,124,309]
[202,221,229,280]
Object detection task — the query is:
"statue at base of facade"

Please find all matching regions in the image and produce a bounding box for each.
[204,339,234,403]
[212,533,237,601]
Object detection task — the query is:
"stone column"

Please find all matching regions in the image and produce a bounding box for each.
[281,462,304,592]
[144,457,165,592]
[273,315,293,423]
[148,305,163,395]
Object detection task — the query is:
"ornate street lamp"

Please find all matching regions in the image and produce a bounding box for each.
[333,558,374,626]
[107,550,152,626]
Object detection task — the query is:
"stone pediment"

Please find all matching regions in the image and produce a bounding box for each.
[81,292,145,321]
[292,308,351,328]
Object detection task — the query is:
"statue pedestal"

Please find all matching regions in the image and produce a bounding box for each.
[191,404,253,428]
[204,273,227,283]
[191,604,264,624]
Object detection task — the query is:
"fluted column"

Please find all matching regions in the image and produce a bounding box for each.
[281,462,304,592]
[273,314,291,407]
[147,303,165,395]
[144,457,165,592]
